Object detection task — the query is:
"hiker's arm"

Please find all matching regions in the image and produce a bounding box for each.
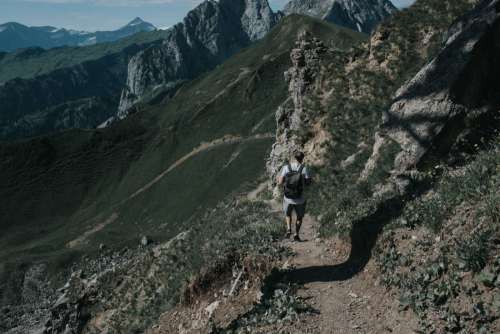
[305,177,312,186]
[276,166,286,185]
[304,166,312,186]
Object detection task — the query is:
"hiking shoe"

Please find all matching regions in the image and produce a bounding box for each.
[293,235,301,242]
[285,231,292,239]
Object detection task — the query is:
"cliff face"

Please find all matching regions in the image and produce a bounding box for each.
[117,0,281,119]
[364,0,500,192]
[269,0,486,195]
[283,0,397,33]
[267,31,328,191]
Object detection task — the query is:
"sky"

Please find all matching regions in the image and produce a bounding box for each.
[0,0,417,31]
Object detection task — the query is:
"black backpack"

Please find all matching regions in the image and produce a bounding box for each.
[284,164,305,199]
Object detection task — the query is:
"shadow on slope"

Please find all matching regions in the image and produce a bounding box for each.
[283,196,406,284]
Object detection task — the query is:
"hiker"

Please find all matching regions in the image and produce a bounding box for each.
[277,151,312,241]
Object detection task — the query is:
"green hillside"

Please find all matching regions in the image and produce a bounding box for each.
[0,30,168,83]
[0,14,365,307]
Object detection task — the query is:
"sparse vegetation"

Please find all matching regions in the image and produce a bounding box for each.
[220,285,313,333]
[375,136,500,333]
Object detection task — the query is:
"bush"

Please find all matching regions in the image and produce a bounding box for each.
[456,229,492,273]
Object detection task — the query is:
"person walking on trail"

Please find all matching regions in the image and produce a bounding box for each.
[277,151,312,241]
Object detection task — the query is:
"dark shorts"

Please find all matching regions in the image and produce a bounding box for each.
[283,200,307,219]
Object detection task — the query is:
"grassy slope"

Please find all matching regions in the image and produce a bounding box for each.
[0,15,365,290]
[0,30,168,83]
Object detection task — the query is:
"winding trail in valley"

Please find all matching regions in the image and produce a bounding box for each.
[69,133,273,248]
[125,133,274,203]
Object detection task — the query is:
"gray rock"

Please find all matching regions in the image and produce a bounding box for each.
[283,0,397,33]
[361,0,500,192]
[0,1,280,139]
[117,0,281,119]
[267,31,326,194]
[140,235,151,246]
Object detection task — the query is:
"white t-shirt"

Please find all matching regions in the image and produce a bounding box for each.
[280,162,311,205]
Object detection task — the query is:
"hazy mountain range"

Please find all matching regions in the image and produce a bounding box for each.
[0,17,156,52]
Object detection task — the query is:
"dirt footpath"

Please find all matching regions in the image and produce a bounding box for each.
[149,188,418,334]
[275,212,418,334]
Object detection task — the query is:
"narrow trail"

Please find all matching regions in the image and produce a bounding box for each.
[126,133,273,203]
[70,134,273,248]
[277,212,417,334]
[254,184,418,333]
[150,183,418,333]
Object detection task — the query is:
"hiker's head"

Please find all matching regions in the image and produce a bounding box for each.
[294,151,305,163]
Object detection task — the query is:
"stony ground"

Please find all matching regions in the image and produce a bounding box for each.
[148,184,419,333]
[259,205,419,334]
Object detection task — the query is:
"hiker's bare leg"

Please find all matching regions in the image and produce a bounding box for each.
[295,219,303,237]
[285,216,292,236]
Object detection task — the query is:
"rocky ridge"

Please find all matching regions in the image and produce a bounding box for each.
[116,0,281,119]
[0,44,148,140]
[283,0,397,33]
[267,30,329,192]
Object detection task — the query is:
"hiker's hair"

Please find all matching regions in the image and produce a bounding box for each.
[294,151,305,163]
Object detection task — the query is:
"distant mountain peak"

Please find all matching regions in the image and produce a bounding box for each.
[0,17,157,52]
[128,17,146,26]
[117,0,281,118]
[122,17,156,31]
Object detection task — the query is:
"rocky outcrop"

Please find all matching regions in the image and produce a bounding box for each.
[267,31,327,192]
[117,0,281,119]
[1,231,192,334]
[362,0,500,192]
[283,0,397,33]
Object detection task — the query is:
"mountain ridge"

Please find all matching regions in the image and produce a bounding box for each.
[116,0,281,119]
[0,0,280,140]
[0,0,397,141]
[283,0,397,32]
[0,17,156,52]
